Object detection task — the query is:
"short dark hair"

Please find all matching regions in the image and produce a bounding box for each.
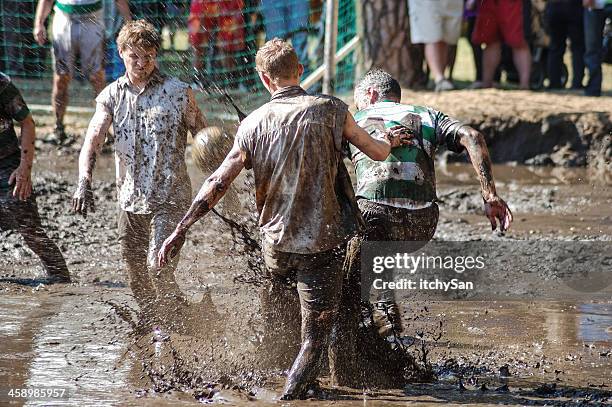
[354,68,401,106]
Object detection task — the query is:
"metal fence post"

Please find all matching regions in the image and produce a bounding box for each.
[322,0,339,95]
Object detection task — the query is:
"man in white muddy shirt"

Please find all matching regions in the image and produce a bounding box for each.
[72,20,207,314]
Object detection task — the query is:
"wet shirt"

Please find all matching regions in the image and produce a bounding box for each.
[96,70,192,214]
[0,73,29,163]
[236,86,354,254]
[350,101,465,209]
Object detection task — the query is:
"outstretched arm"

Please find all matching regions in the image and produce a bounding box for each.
[343,112,410,161]
[457,126,513,232]
[72,103,112,217]
[158,140,245,267]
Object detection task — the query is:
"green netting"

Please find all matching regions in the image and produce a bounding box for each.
[0,0,357,113]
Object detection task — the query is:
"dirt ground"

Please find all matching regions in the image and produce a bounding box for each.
[0,89,610,406]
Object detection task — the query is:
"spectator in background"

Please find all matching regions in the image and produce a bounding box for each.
[583,0,612,96]
[188,0,246,87]
[33,0,131,143]
[472,0,532,89]
[259,0,310,67]
[465,0,483,85]
[545,0,585,89]
[408,0,464,91]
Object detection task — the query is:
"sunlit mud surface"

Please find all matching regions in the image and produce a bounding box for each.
[0,133,610,405]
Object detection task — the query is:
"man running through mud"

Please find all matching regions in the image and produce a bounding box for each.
[349,68,512,334]
[72,20,207,319]
[157,39,409,400]
[0,72,70,283]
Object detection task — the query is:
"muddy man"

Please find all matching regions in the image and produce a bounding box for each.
[73,20,207,318]
[157,39,410,399]
[0,72,70,283]
[346,68,513,336]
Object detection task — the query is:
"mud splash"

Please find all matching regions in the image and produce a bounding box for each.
[1,120,611,404]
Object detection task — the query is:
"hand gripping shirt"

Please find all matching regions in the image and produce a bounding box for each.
[350,101,465,209]
[96,70,193,214]
[236,86,358,254]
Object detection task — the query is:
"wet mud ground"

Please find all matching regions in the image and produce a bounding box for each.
[0,110,611,406]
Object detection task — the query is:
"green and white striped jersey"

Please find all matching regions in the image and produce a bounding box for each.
[350,101,465,209]
[55,0,102,14]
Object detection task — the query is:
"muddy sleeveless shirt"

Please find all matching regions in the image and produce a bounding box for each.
[236,86,357,254]
[96,70,192,214]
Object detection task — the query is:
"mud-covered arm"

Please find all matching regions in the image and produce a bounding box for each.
[33,0,54,46]
[186,88,207,137]
[343,112,409,161]
[158,140,245,267]
[457,125,513,231]
[72,103,112,216]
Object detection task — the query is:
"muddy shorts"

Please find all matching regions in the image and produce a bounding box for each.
[52,8,105,77]
[263,243,345,313]
[472,0,529,48]
[408,0,463,44]
[358,200,439,242]
[357,200,439,305]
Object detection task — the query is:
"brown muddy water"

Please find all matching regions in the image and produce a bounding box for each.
[1,148,611,406]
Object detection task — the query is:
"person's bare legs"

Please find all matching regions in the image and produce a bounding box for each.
[512,45,532,90]
[481,41,502,88]
[447,44,457,81]
[52,73,71,136]
[89,69,105,96]
[424,41,449,82]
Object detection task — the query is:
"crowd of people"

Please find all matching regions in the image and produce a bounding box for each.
[0,1,609,98]
[410,0,612,96]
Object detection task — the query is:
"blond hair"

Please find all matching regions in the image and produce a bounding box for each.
[116,20,161,52]
[255,38,299,81]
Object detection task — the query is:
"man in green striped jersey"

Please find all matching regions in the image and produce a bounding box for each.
[34,0,131,142]
[349,68,512,334]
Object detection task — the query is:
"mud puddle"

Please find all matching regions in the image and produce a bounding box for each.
[0,149,611,405]
[1,288,610,405]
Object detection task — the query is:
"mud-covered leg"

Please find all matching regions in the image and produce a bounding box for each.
[11,198,70,281]
[119,211,155,310]
[258,257,301,369]
[329,236,362,387]
[281,248,344,399]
